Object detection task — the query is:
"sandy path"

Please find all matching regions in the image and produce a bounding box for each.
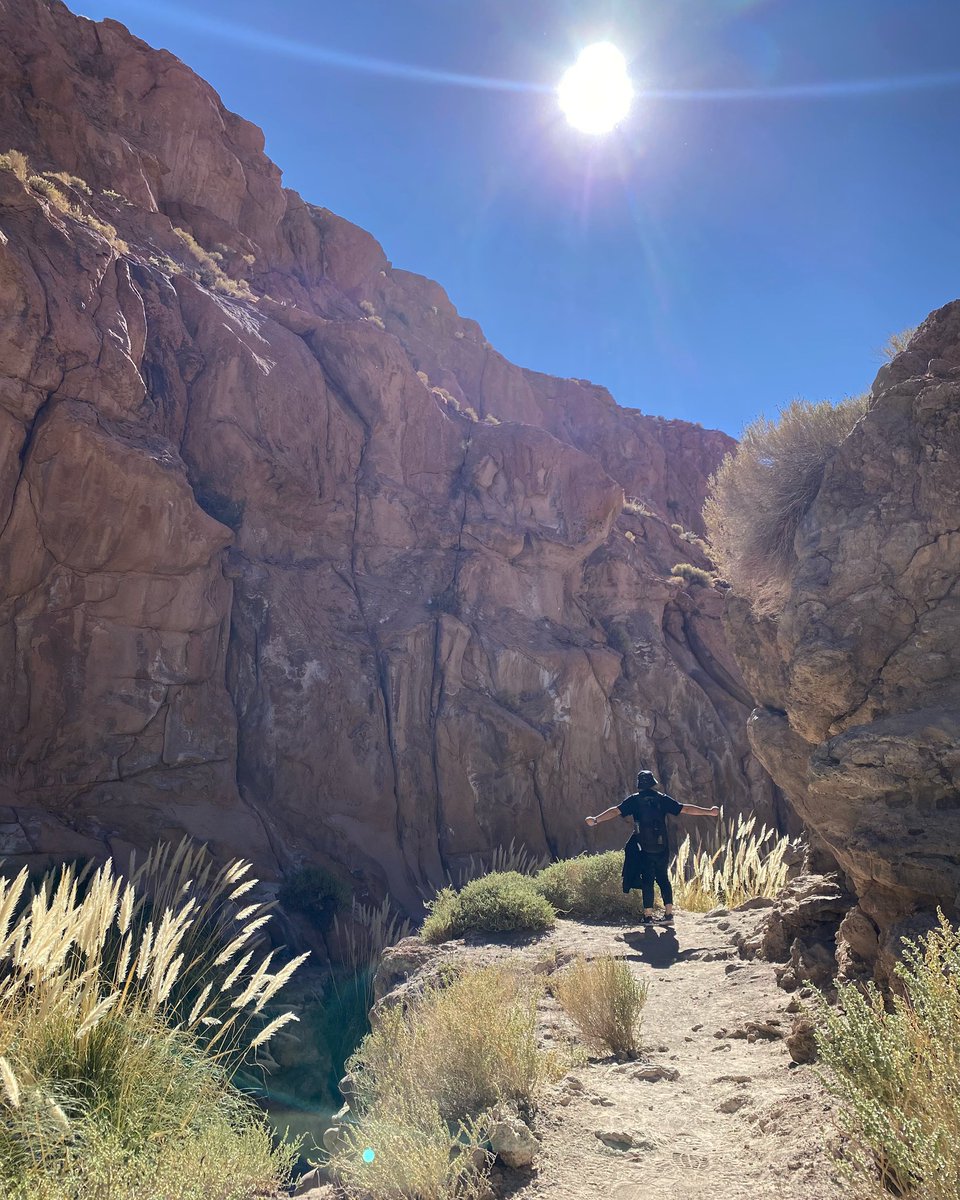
[508,910,844,1200]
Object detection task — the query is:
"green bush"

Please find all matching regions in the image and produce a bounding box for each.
[670,562,715,587]
[815,913,960,1199]
[278,864,350,931]
[421,872,556,943]
[704,396,869,608]
[534,852,646,923]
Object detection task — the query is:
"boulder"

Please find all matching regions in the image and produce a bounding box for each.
[724,302,960,955]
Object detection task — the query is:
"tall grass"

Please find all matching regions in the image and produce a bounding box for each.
[0,844,306,1200]
[327,965,563,1198]
[704,395,869,608]
[554,955,647,1059]
[815,913,960,1200]
[673,813,790,912]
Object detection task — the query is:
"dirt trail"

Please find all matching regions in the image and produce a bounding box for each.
[511,909,844,1200]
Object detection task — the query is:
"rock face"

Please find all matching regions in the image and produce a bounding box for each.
[724,301,960,951]
[0,0,778,907]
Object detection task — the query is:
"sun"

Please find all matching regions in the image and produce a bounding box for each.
[558,43,634,135]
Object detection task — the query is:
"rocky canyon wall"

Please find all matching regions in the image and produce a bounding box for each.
[0,0,778,909]
[724,302,960,962]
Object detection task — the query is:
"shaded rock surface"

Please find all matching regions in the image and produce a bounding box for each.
[724,300,960,954]
[0,0,779,903]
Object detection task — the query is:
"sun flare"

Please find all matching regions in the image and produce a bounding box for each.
[558,43,634,134]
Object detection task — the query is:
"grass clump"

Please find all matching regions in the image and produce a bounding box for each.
[330,1101,491,1200]
[554,954,647,1059]
[0,149,28,182]
[672,813,790,912]
[27,173,70,211]
[704,396,869,608]
[44,170,92,196]
[0,842,305,1200]
[670,562,715,587]
[534,852,645,923]
[421,872,555,943]
[623,496,652,516]
[330,964,562,1199]
[815,913,960,1199]
[347,965,559,1121]
[172,226,254,300]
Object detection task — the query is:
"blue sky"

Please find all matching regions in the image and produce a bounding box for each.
[80,0,960,436]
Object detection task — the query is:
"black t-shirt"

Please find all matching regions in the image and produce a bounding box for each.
[618,789,683,852]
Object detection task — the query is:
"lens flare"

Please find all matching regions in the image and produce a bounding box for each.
[558,43,634,134]
[362,1147,376,1164]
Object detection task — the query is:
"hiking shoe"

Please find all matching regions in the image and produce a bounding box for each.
[657,912,674,925]
[641,914,655,925]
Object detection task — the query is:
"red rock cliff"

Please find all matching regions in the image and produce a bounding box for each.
[0,0,778,907]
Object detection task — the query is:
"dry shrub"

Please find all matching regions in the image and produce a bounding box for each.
[349,965,559,1121]
[670,562,715,587]
[27,174,70,211]
[330,965,562,1198]
[880,325,918,361]
[815,913,960,1199]
[623,496,652,516]
[0,842,305,1199]
[672,813,790,912]
[44,170,92,196]
[0,149,29,181]
[704,396,869,608]
[534,852,646,923]
[421,872,555,943]
[172,226,254,299]
[330,1100,491,1200]
[554,954,647,1059]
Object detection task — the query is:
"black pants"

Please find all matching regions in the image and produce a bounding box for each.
[639,849,673,910]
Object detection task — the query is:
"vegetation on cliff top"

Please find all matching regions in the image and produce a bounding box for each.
[704,394,870,608]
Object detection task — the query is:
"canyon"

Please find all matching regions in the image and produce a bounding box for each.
[0,0,779,909]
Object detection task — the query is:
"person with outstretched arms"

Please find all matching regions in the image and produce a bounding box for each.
[585,769,720,924]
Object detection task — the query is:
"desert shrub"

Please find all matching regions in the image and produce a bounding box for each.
[704,396,869,607]
[278,864,350,931]
[623,496,652,516]
[421,872,555,943]
[672,813,790,912]
[0,149,29,182]
[44,170,92,195]
[880,325,918,361]
[554,954,647,1058]
[172,226,254,299]
[670,562,715,587]
[332,965,562,1199]
[347,965,561,1122]
[329,1100,491,1200]
[534,852,646,923]
[815,913,960,1199]
[0,845,305,1200]
[482,413,501,426]
[27,174,69,211]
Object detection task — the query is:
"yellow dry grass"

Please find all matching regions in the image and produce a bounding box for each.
[673,813,790,912]
[554,954,647,1059]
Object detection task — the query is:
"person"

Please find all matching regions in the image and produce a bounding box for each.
[585,769,720,925]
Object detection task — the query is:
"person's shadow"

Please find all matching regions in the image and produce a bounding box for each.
[622,925,705,969]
